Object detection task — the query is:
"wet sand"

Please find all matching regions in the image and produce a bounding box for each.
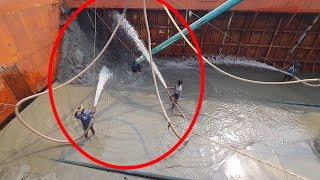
[1,63,320,179]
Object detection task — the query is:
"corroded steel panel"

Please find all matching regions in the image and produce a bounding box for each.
[121,10,320,72]
[0,74,17,125]
[0,3,61,124]
[1,64,33,101]
[66,0,320,13]
[0,0,59,14]
[2,13,36,64]
[0,18,18,66]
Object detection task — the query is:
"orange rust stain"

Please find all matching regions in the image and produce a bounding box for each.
[0,2,61,124]
[0,0,59,14]
[2,13,35,63]
[0,74,17,125]
[0,18,18,66]
[65,0,320,13]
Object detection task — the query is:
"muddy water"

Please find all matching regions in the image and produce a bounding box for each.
[1,61,320,179]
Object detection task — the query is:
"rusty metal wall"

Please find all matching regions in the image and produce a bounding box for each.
[65,0,320,13]
[116,10,320,73]
[0,0,59,14]
[1,1,319,125]
[1,65,34,100]
[0,74,17,125]
[0,2,61,125]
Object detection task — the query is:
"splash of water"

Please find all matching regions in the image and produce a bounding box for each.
[94,66,113,106]
[168,55,279,71]
[112,10,168,88]
[210,55,279,71]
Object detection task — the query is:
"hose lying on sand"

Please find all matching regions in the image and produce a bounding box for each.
[161,4,320,87]
[269,101,320,108]
[14,1,129,143]
[143,0,188,140]
[52,159,189,180]
[162,5,309,180]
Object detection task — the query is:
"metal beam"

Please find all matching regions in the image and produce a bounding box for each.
[248,11,259,29]
[131,25,320,34]
[63,0,320,13]
[208,29,214,53]
[236,12,258,55]
[286,16,305,55]
[200,42,320,49]
[219,12,234,56]
[284,13,297,28]
[306,32,320,61]
[265,15,283,60]
[274,32,286,61]
[255,57,320,64]
[254,14,270,58]
[135,0,244,64]
[200,25,207,51]
[286,14,320,59]
[254,31,265,58]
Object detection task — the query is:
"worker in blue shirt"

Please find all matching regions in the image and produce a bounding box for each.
[282,61,303,81]
[75,105,96,138]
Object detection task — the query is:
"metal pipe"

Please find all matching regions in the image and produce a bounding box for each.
[285,14,320,59]
[218,12,234,56]
[53,159,190,180]
[135,0,243,64]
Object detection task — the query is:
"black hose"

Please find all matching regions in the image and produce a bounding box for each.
[270,101,320,108]
[52,159,190,180]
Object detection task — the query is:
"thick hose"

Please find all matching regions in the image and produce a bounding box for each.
[163,6,309,179]
[163,6,320,87]
[14,3,128,143]
[53,159,189,180]
[142,0,183,140]
[269,101,320,108]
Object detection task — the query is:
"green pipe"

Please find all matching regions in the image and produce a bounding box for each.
[135,0,243,65]
[53,159,190,180]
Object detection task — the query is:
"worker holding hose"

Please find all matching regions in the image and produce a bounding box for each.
[75,105,96,138]
[168,79,183,109]
[282,61,303,81]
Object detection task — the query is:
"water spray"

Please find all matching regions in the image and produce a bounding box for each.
[94,66,113,107]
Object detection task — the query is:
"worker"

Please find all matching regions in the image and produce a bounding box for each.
[282,61,303,81]
[132,60,141,73]
[167,79,183,109]
[75,105,96,138]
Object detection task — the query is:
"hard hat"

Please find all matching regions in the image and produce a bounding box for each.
[76,105,84,113]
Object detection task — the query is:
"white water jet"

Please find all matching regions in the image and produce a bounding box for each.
[94,66,113,107]
[168,55,280,71]
[112,10,168,88]
[210,55,280,71]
